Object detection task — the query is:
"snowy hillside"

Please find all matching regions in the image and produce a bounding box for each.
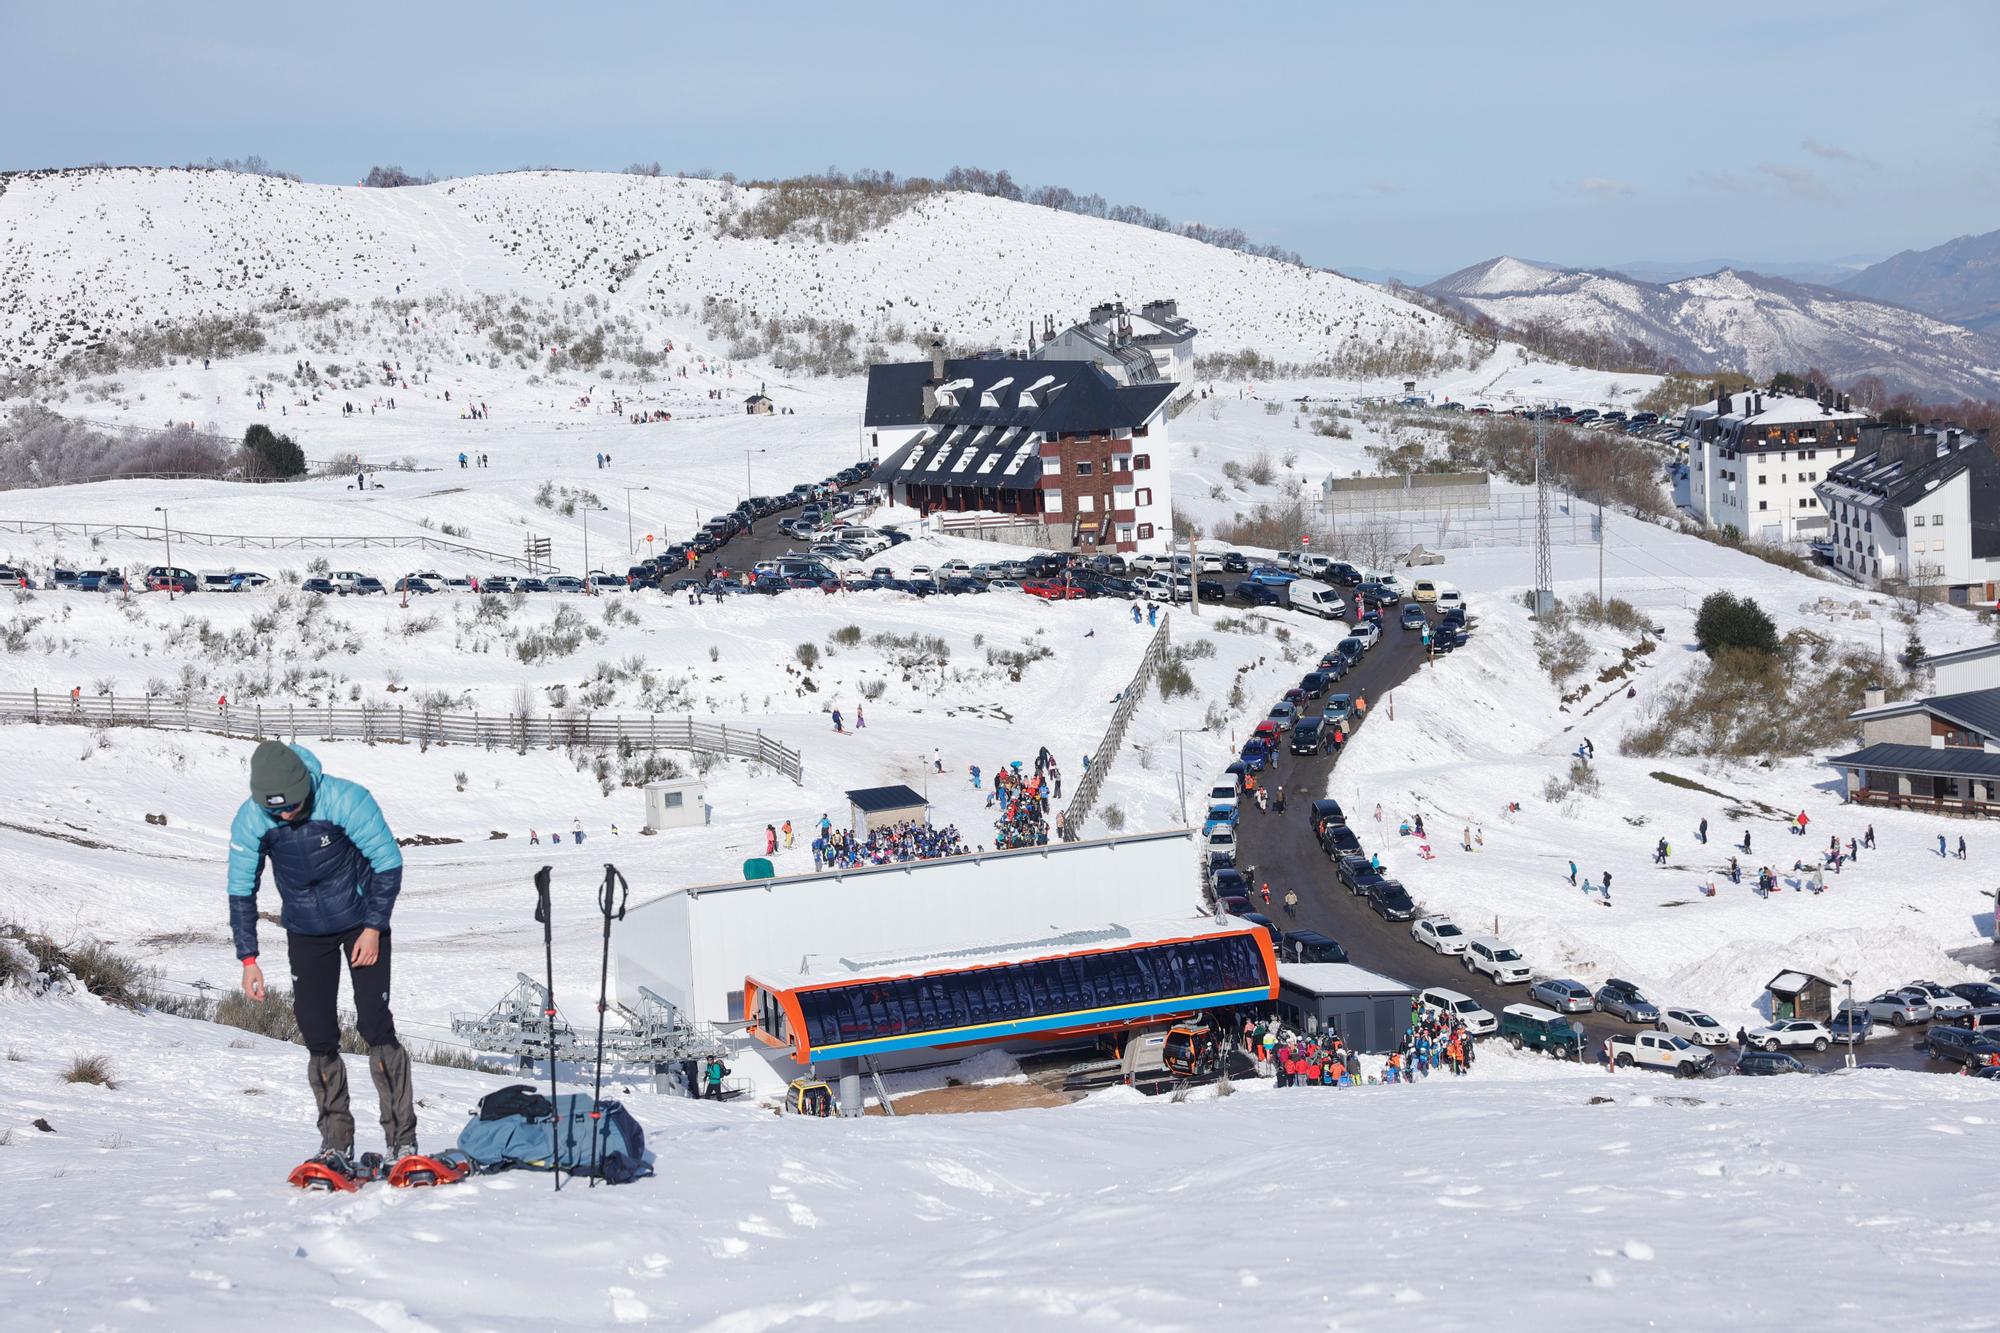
[0,167,1484,378]
[1427,256,2000,400]
[1840,225,2000,336]
[4,982,1996,1331]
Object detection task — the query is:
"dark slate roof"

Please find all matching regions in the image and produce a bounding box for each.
[871,423,1045,492]
[1923,689,2000,740]
[864,356,1174,433]
[846,784,930,814]
[1821,428,2000,547]
[1827,743,2000,780]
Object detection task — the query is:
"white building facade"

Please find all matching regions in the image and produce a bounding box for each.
[1816,422,2000,602]
[1682,387,1867,542]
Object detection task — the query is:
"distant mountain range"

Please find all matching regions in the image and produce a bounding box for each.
[1838,227,2000,337]
[1422,257,2000,401]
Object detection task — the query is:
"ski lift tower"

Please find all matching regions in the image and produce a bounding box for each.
[1532,424,1555,617]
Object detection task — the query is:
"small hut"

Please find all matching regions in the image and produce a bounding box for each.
[845,784,929,835]
[744,392,774,416]
[1765,969,1837,1022]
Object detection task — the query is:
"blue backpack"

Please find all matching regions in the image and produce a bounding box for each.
[455,1085,653,1184]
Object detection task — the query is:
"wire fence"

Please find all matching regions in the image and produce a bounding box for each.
[1060,615,1171,839]
[0,690,805,783]
[0,519,541,571]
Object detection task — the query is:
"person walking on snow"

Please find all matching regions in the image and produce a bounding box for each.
[1568,860,1578,886]
[1698,817,1708,844]
[1864,824,1875,849]
[1275,786,1286,814]
[228,741,414,1172]
[765,824,778,855]
[1283,888,1299,917]
[1957,835,1968,860]
[1940,833,1950,858]
[1601,870,1613,905]
[831,709,843,733]
[572,817,584,845]
[934,747,944,775]
[1795,810,1809,837]
[782,820,794,849]
[855,704,865,729]
[1260,881,1272,907]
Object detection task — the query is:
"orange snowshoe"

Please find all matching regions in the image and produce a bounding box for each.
[387,1153,469,1188]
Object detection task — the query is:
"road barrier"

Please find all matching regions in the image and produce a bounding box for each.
[0,690,804,784]
[1059,614,1170,840]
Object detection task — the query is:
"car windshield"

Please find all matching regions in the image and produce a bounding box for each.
[1662,1035,1692,1050]
[1494,949,1522,962]
[1691,1013,1719,1027]
[1451,1000,1481,1014]
[1436,923,1462,937]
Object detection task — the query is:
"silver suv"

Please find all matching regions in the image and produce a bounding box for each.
[1595,978,1660,1024]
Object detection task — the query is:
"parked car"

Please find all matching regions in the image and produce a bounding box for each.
[1744,1020,1832,1053]
[1410,914,1469,955]
[229,571,272,590]
[1279,930,1349,965]
[1924,1023,2000,1068]
[1843,991,1932,1027]
[1657,1007,1731,1047]
[1367,879,1418,921]
[1238,739,1272,772]
[1418,987,1496,1036]
[1266,700,1299,732]
[76,570,124,592]
[1594,978,1660,1024]
[1608,1031,1715,1077]
[145,566,198,592]
[1307,798,1346,836]
[1322,695,1355,727]
[1334,854,1382,894]
[1499,1004,1587,1059]
[1201,804,1238,837]
[1827,1010,1875,1045]
[1355,580,1402,604]
[301,577,336,595]
[1735,1050,1816,1076]
[393,576,436,594]
[1320,823,1363,860]
[1898,981,1970,1016]
[1289,716,1329,756]
[1949,982,2000,1009]
[1400,603,1428,630]
[1462,936,1531,984]
[1527,978,1594,1014]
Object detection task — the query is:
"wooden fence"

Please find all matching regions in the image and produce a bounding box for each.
[0,519,539,571]
[0,690,803,783]
[1059,615,1171,839]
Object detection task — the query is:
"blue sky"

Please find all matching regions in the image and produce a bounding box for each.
[6,0,1996,275]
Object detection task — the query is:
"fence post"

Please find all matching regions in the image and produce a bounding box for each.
[288,703,295,740]
[32,687,39,721]
[399,705,405,741]
[721,723,729,757]
[255,703,264,740]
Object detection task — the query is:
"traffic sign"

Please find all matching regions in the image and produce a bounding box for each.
[1299,534,1311,547]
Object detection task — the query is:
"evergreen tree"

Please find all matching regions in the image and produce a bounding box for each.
[1693,591,1781,658]
[242,423,305,478]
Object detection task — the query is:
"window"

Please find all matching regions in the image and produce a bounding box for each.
[1914,515,1926,527]
[1136,523,1155,540]
[1043,490,1063,513]
[1075,460,1093,477]
[1933,539,1945,553]
[1759,501,1769,511]
[662,790,683,809]
[1132,454,1152,470]
[1076,495,1095,513]
[1112,457,1130,472]
[1133,487,1153,507]
[1758,475,1767,485]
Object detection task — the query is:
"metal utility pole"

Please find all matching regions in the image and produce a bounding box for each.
[1598,496,1605,603]
[1533,426,1554,617]
[624,485,649,555]
[582,504,607,592]
[153,506,173,600]
[1171,726,1209,826]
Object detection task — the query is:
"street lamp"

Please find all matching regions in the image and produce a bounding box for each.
[153,506,173,600]
[581,503,608,593]
[620,482,652,548]
[745,448,765,502]
[1171,726,1211,825]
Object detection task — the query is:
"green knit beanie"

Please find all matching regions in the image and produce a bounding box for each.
[249,740,312,811]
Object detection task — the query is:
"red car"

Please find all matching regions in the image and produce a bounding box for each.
[1253,719,1283,746]
[1022,579,1087,601]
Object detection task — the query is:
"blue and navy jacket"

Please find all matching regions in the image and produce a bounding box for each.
[226,744,403,960]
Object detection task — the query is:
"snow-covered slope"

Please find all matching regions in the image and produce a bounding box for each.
[1427,256,2000,399]
[4,983,1995,1331]
[0,167,1482,377]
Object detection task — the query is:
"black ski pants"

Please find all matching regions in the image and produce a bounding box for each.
[287,925,398,1056]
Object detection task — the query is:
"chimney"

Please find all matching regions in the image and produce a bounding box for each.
[1863,685,1887,711]
[922,336,945,419]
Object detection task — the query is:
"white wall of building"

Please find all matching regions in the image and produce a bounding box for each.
[615,830,1204,1026]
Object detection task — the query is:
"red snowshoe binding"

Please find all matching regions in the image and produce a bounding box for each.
[288,1150,378,1192]
[387,1152,468,1188]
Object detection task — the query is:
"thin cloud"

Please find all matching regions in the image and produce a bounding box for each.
[1758,162,1831,200]
[1576,176,1636,197]
[1689,170,1747,193]
[1801,137,1855,161]
[1369,179,1404,195]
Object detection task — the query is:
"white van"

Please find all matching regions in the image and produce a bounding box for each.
[1418,986,1497,1036]
[1435,586,1464,613]
[1287,578,1349,622]
[1300,553,1336,578]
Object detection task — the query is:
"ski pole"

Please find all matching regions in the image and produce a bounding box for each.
[532,865,560,1193]
[589,863,628,1188]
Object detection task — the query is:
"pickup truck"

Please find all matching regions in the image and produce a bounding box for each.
[1608,1031,1715,1077]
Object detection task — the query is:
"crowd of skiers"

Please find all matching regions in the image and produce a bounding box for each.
[983,748,1059,850]
[811,819,968,870]
[1245,996,1476,1087]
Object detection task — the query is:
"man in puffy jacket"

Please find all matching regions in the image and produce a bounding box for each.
[229,741,413,1169]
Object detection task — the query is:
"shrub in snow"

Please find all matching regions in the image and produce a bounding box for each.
[62,1054,116,1088]
[1694,592,1780,658]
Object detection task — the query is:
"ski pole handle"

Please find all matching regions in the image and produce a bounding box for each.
[600,864,628,922]
[532,865,553,925]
